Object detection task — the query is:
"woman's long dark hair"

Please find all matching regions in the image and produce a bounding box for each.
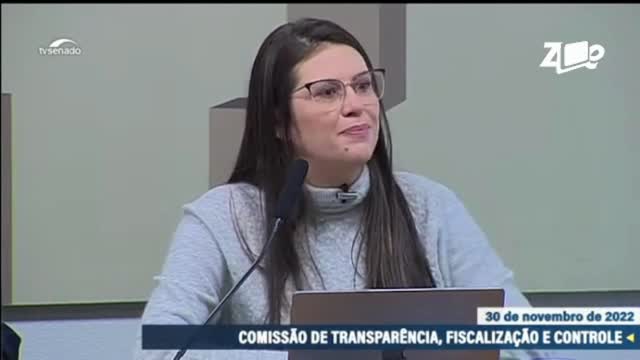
[227,18,435,324]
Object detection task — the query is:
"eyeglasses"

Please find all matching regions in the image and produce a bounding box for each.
[292,68,385,108]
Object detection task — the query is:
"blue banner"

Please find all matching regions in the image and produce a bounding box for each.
[142,325,639,350]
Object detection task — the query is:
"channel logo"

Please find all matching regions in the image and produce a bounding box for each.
[540,41,605,74]
[38,38,82,56]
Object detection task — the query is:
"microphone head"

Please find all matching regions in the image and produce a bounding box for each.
[274,159,309,221]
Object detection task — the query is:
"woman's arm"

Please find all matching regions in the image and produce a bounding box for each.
[438,186,577,360]
[133,206,287,360]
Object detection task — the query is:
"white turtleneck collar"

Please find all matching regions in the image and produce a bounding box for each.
[302,165,370,214]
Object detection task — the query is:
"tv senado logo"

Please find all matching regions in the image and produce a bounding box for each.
[38,38,82,56]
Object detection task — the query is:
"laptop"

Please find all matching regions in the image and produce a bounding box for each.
[288,288,504,360]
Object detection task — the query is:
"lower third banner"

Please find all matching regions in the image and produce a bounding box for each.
[142,325,639,351]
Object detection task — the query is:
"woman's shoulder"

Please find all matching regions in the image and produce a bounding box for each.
[394,170,450,193]
[393,170,461,215]
[182,181,264,225]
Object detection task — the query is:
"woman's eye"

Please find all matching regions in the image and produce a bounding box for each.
[312,84,341,99]
[354,80,372,92]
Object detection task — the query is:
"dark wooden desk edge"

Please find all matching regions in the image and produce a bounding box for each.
[3,290,639,322]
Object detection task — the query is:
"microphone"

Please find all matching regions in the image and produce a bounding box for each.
[172,159,309,360]
[336,183,358,203]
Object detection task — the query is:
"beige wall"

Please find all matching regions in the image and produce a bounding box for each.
[1,4,287,304]
[1,4,638,305]
[390,4,639,291]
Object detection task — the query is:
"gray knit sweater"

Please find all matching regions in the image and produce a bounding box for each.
[134,166,569,360]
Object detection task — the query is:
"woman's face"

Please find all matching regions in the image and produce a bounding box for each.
[289,43,383,169]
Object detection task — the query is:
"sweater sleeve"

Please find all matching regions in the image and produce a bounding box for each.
[437,186,526,305]
[132,205,288,360]
[437,186,584,360]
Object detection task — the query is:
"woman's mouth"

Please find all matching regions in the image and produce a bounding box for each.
[341,124,371,136]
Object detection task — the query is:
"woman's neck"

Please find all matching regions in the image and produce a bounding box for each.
[304,161,365,189]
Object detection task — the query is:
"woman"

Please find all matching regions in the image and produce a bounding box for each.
[135,17,561,360]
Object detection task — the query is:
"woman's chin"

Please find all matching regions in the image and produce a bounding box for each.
[337,144,375,163]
